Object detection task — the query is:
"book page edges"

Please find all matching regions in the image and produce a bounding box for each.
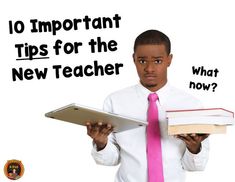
[168,124,226,135]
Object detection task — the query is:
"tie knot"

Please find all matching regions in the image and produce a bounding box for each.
[148,93,158,102]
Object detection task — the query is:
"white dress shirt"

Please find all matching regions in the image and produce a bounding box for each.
[91,82,209,182]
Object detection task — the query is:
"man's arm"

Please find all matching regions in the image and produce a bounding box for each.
[177,134,210,171]
[86,121,121,166]
[87,96,121,166]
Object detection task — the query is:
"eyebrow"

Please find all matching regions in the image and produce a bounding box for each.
[137,56,163,59]
[137,56,147,59]
[152,56,163,58]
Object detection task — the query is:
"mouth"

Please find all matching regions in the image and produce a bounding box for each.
[144,74,157,80]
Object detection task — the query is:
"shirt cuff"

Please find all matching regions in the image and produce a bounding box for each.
[184,140,209,169]
[91,141,112,159]
[91,140,120,166]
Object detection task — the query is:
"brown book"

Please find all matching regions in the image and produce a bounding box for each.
[168,124,226,135]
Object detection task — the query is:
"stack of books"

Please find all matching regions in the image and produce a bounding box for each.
[166,108,234,135]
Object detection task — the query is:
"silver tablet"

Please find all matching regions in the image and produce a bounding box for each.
[45,103,147,133]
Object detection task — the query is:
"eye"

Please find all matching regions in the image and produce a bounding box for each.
[139,59,146,64]
[154,59,162,64]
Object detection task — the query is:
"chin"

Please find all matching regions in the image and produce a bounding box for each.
[140,80,160,89]
[145,83,158,88]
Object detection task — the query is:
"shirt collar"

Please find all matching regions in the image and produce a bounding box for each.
[136,82,171,105]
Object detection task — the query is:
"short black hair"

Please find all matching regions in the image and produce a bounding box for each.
[134,29,171,55]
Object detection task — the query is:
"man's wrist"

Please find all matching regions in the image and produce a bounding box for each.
[187,143,201,154]
[94,140,107,151]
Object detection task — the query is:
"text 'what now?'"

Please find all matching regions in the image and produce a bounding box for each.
[189,66,219,92]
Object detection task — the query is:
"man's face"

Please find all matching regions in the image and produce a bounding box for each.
[133,44,172,92]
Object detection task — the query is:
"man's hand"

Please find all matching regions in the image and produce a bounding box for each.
[176,134,209,154]
[86,121,113,151]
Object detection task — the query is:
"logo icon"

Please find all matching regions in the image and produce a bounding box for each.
[4,159,24,180]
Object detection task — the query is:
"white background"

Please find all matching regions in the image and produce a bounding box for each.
[0,0,235,181]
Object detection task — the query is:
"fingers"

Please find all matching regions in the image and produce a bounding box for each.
[176,133,210,154]
[86,121,93,136]
[86,121,113,138]
[93,122,103,133]
[101,123,113,135]
[176,135,192,146]
[188,133,210,143]
[176,133,202,154]
[176,133,209,142]
[199,134,210,141]
[176,133,203,146]
[176,134,194,143]
[86,121,113,151]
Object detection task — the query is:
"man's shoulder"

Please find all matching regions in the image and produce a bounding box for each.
[103,84,139,112]
[106,84,138,99]
[169,85,199,100]
[167,85,203,109]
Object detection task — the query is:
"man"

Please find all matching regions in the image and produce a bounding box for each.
[86,30,209,182]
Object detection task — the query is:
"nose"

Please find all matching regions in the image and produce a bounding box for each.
[144,62,155,73]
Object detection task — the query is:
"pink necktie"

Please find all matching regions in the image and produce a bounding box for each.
[147,93,164,182]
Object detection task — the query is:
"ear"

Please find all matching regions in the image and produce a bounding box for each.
[132,53,135,63]
[167,54,173,67]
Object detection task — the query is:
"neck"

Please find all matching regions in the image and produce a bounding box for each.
[142,81,167,92]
